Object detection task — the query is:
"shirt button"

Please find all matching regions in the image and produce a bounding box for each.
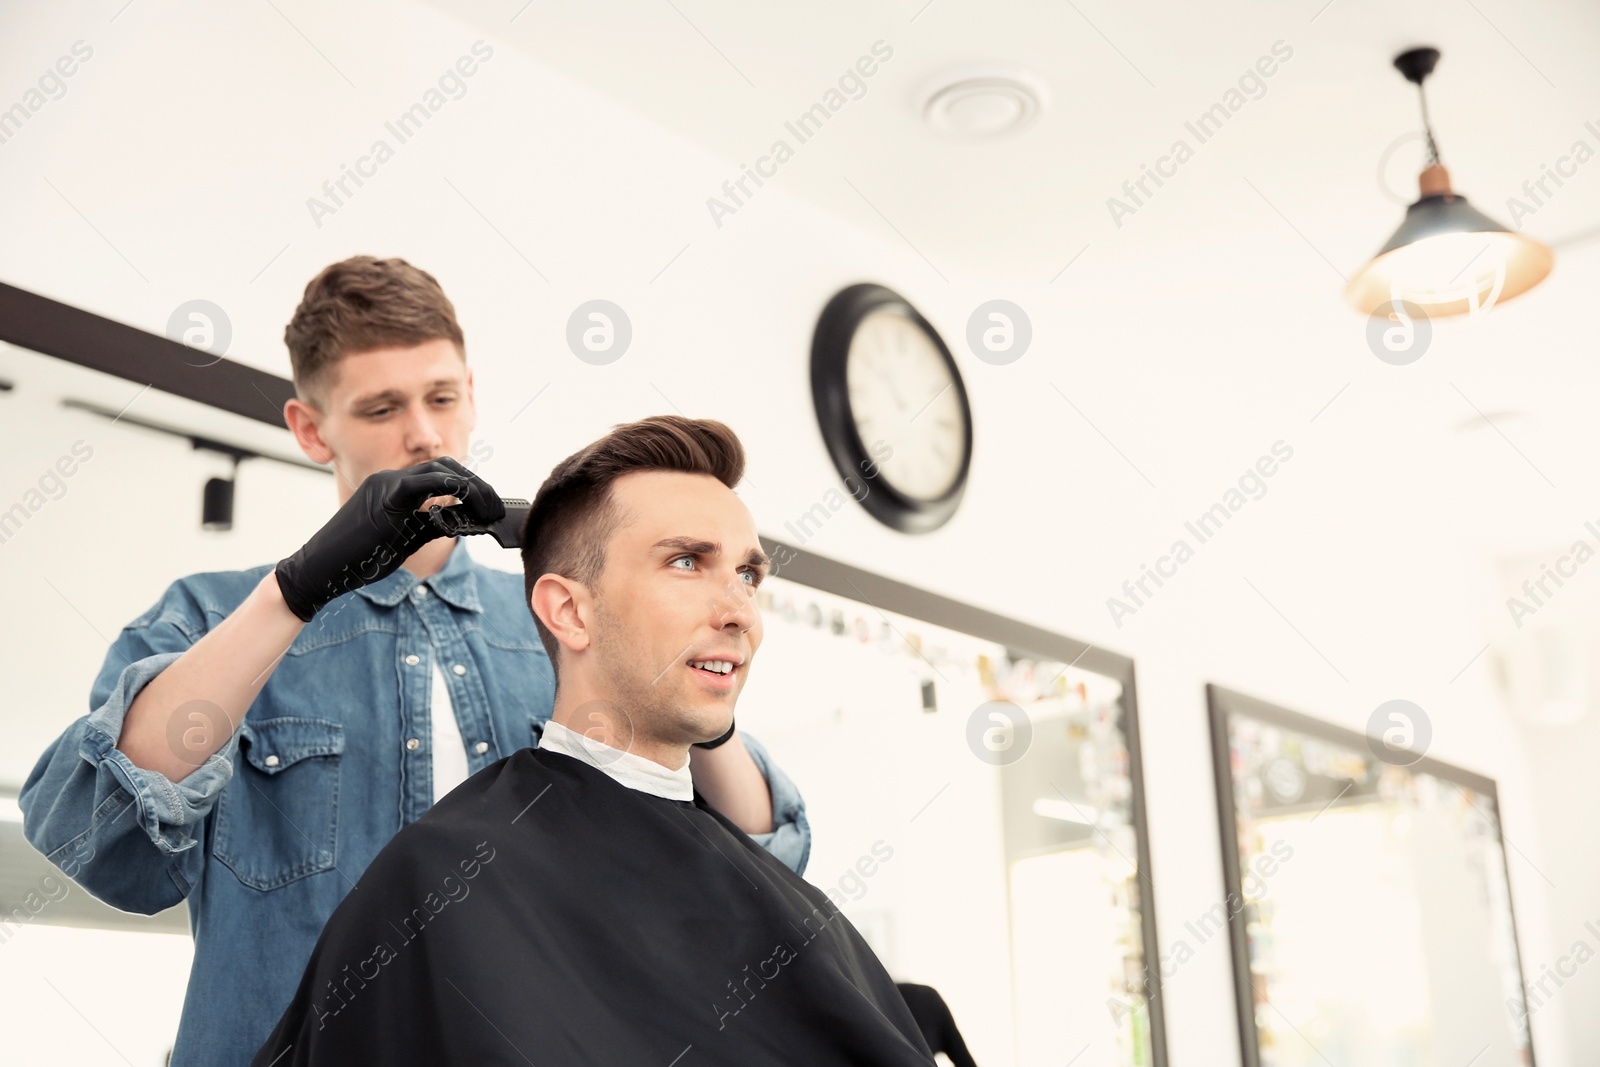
[452,663,467,676]
[405,654,420,666]
[474,741,489,755]
[264,754,280,768]
[405,738,420,751]
[414,585,429,599]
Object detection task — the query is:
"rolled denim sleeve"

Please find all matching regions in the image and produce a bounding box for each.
[737,730,811,876]
[19,580,242,914]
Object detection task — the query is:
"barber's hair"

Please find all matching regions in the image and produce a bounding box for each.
[284,255,466,406]
[521,416,746,674]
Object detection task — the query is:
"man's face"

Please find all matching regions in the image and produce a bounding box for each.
[292,338,476,501]
[584,470,768,748]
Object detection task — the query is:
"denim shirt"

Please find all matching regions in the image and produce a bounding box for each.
[19,540,810,1067]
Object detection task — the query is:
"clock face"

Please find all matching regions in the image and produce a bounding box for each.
[846,308,966,502]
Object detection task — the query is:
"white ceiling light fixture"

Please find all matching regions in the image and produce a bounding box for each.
[922,68,1047,140]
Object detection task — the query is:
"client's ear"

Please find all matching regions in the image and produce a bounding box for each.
[531,574,591,655]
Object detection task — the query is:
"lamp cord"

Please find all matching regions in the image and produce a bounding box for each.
[1417,83,1441,167]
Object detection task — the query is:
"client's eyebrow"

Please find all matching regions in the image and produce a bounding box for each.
[653,536,771,575]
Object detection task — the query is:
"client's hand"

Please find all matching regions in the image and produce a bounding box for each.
[274,457,504,621]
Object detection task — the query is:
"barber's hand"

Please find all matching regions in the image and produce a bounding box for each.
[274,457,505,622]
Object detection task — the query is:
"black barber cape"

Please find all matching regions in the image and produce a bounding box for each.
[252,746,936,1066]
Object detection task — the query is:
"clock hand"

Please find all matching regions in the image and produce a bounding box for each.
[876,365,908,410]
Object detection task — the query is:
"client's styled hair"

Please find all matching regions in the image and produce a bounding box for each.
[520,416,746,675]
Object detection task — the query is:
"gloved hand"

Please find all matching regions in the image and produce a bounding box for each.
[274,457,505,622]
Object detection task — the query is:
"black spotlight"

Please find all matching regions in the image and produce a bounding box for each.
[202,456,241,531]
[202,475,234,531]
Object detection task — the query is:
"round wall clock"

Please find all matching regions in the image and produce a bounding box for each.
[810,283,973,534]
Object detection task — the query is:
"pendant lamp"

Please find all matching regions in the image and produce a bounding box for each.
[1346,47,1553,318]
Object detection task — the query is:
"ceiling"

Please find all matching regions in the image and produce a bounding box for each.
[429,0,1600,276]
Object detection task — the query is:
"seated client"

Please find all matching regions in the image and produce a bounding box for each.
[252,415,935,1066]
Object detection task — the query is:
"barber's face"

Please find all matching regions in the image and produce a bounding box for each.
[291,338,477,501]
[589,470,767,746]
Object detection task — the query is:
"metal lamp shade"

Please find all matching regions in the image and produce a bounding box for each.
[1346,193,1553,318]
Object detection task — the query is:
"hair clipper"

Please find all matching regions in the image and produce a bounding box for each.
[426,497,531,548]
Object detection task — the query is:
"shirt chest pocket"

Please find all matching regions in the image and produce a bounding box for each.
[213,717,344,891]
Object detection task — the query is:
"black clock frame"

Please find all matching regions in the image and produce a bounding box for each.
[809,283,973,534]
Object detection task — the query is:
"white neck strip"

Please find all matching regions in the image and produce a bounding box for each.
[537,719,694,802]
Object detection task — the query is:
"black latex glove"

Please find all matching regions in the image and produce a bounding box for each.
[274,457,505,622]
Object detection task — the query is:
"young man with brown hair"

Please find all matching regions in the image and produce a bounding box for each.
[20,258,809,1067]
[252,415,933,1067]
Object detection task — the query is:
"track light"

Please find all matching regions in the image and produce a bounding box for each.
[202,457,240,532]
[60,397,329,533]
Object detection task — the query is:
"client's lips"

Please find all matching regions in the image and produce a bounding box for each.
[687,656,741,689]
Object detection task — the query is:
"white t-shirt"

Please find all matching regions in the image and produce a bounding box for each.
[431,660,471,802]
[536,719,694,800]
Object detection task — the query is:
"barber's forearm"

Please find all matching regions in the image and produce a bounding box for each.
[689,733,774,834]
[119,572,303,780]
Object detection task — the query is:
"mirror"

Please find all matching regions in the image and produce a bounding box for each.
[740,547,1168,1066]
[1207,685,1536,1067]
